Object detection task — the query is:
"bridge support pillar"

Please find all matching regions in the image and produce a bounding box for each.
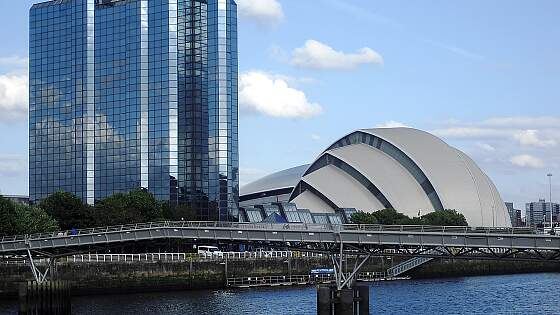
[317,284,369,315]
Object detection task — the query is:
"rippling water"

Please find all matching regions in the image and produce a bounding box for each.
[1,273,559,314]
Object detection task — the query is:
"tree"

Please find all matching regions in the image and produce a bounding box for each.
[14,203,59,234]
[0,195,59,237]
[39,191,93,229]
[0,196,19,236]
[350,211,378,224]
[94,193,142,226]
[127,188,163,222]
[421,209,468,226]
[93,189,164,226]
[349,208,468,227]
[372,208,410,225]
[161,202,196,221]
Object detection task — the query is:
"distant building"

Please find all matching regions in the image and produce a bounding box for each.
[2,195,31,205]
[525,199,560,226]
[505,202,522,227]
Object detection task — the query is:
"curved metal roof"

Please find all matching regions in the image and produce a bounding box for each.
[240,164,308,196]
[241,127,511,227]
[360,128,510,227]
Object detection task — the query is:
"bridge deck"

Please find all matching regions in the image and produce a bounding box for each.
[1,222,559,261]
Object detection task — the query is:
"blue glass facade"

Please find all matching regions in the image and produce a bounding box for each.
[29,0,239,221]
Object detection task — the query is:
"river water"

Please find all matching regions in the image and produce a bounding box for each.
[1,273,559,314]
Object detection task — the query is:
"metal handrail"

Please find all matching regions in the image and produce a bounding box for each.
[2,250,324,265]
[0,220,541,243]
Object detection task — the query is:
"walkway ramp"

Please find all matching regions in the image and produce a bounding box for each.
[386,247,444,277]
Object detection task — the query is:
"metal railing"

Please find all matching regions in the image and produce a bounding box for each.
[0,220,542,243]
[226,272,398,287]
[1,251,325,265]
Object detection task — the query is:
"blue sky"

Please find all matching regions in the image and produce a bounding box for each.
[0,0,559,212]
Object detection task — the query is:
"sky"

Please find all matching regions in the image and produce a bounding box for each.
[0,0,559,213]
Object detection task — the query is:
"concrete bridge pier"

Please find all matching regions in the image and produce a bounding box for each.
[317,284,369,315]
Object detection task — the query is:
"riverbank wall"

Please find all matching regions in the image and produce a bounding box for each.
[1,257,558,299]
[408,258,560,279]
[0,256,387,298]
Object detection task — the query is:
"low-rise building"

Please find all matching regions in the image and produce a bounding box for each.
[2,195,30,205]
[525,199,560,226]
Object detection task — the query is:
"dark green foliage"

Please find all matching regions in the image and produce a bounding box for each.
[39,191,94,229]
[126,189,164,222]
[349,208,468,226]
[372,208,411,225]
[93,193,142,226]
[421,209,468,226]
[0,195,59,237]
[350,211,378,224]
[161,202,196,221]
[0,196,19,236]
[93,189,167,226]
[13,203,59,234]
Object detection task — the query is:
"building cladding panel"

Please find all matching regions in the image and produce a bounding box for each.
[29,0,239,221]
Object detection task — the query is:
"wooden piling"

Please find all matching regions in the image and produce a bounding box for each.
[18,280,71,315]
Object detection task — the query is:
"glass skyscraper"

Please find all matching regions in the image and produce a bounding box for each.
[29,0,239,221]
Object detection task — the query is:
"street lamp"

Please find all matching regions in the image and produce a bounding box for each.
[548,174,553,233]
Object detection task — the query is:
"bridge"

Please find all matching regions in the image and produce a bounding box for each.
[1,221,559,283]
[2,221,559,314]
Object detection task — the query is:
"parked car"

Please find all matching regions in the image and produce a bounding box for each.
[197,246,223,258]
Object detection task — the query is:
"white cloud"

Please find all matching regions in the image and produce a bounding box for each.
[513,130,556,148]
[0,155,27,177]
[263,72,318,86]
[510,154,545,169]
[290,40,383,70]
[432,117,560,147]
[376,120,408,128]
[311,134,321,141]
[239,71,322,118]
[236,0,283,25]
[482,117,560,128]
[0,73,28,122]
[476,143,496,152]
[432,127,510,139]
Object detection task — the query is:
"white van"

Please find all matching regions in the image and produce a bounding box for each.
[197,245,223,258]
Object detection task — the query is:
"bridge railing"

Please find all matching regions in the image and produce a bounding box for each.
[343,224,538,235]
[0,221,540,243]
[226,272,393,287]
[0,221,334,242]
[2,251,325,265]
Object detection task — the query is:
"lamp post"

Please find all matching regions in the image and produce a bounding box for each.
[548,173,553,232]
